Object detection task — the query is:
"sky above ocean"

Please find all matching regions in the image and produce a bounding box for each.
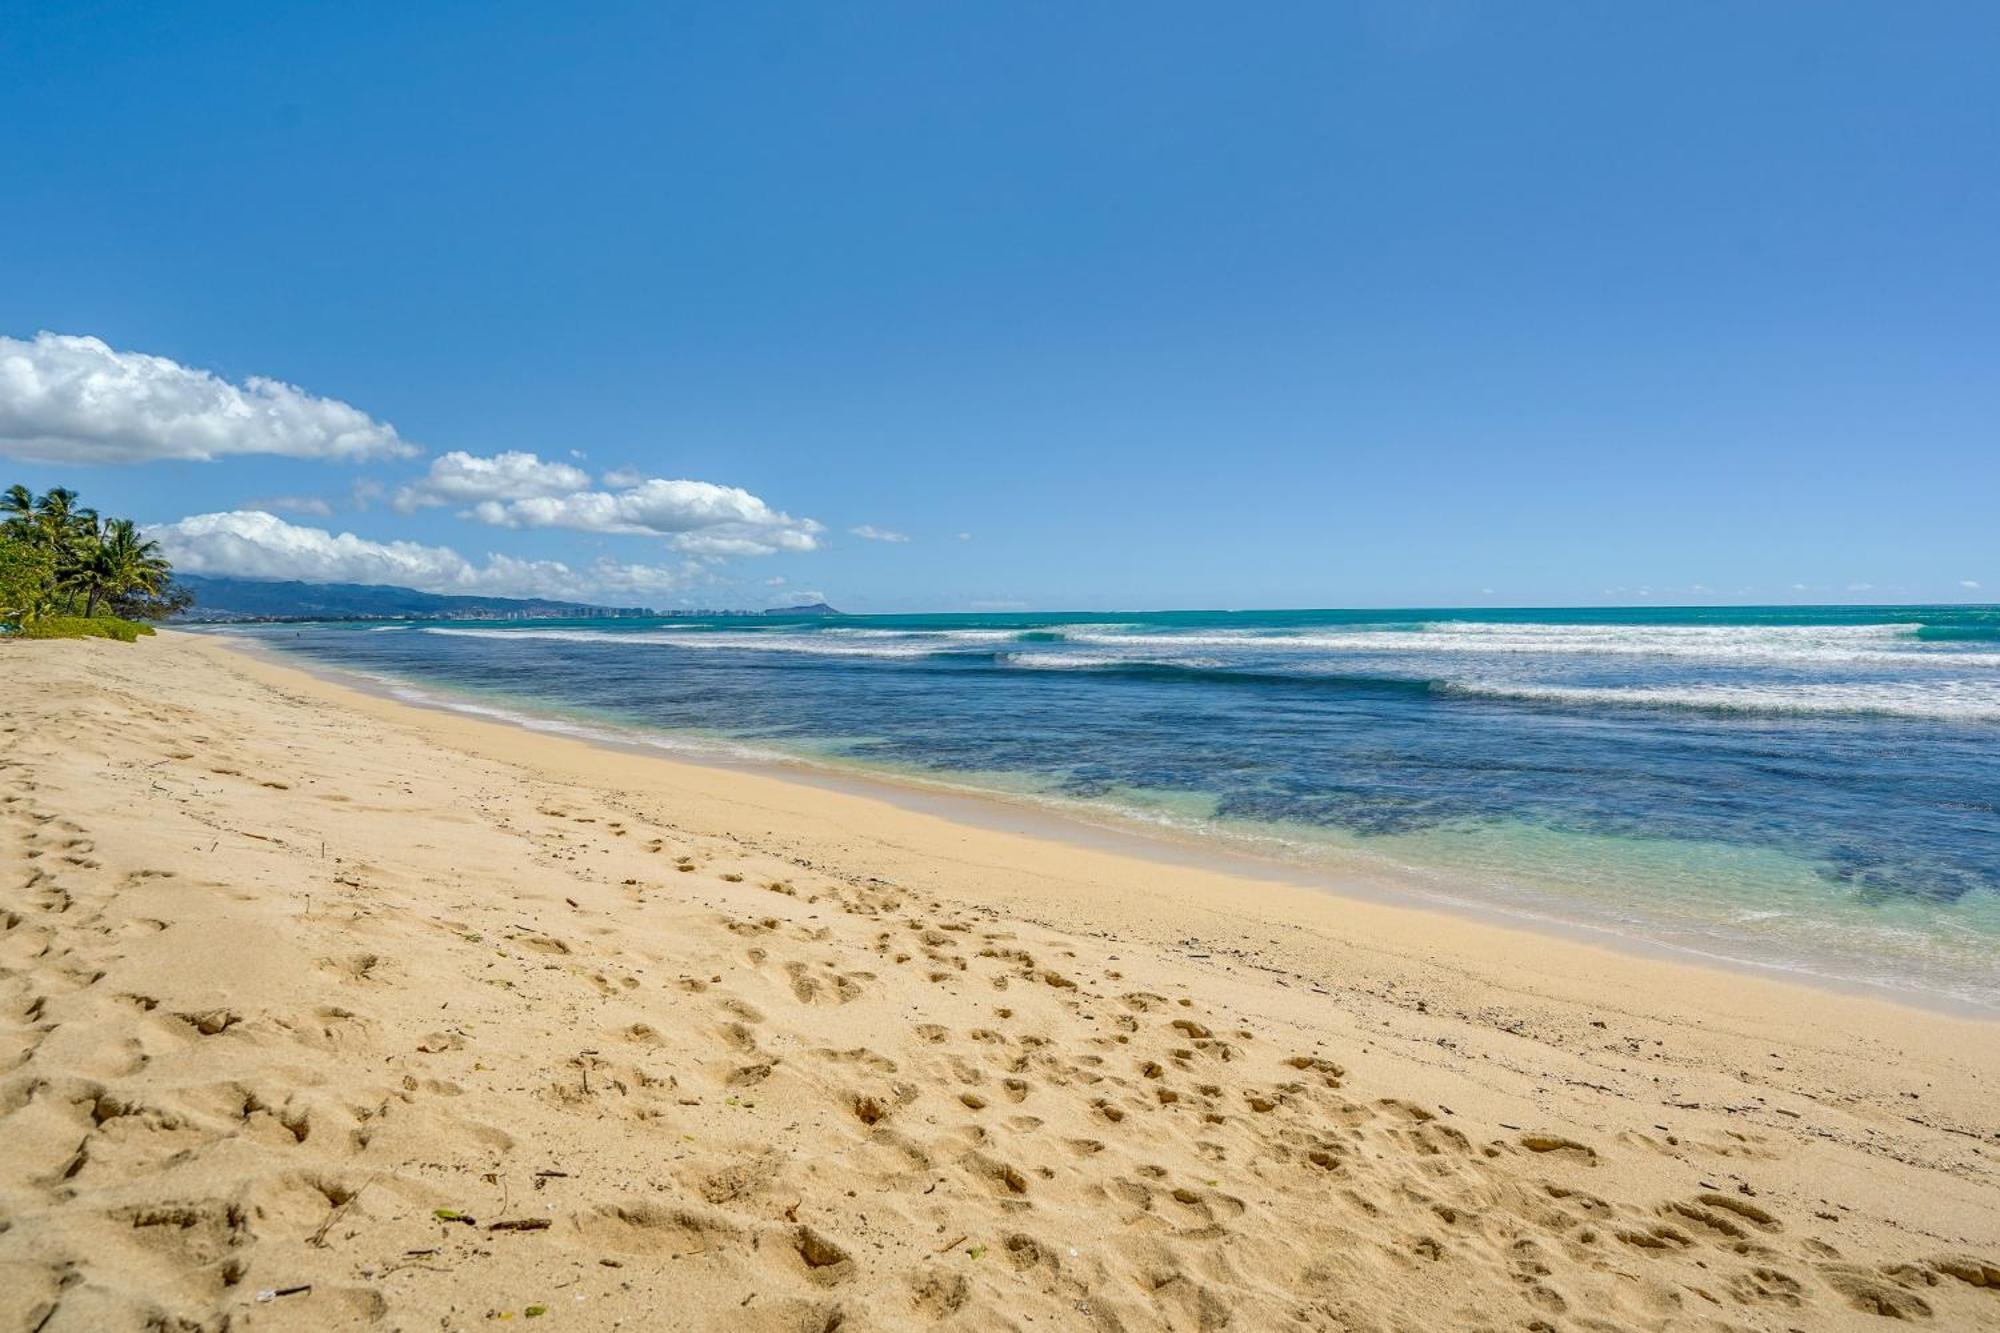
[1,2,1996,611]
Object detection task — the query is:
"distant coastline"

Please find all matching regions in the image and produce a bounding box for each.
[170,573,845,623]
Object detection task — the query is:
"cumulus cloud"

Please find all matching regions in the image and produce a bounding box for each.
[383,450,820,558]
[848,524,909,543]
[245,495,334,518]
[474,475,820,556]
[578,558,708,597]
[393,449,593,511]
[1963,579,1983,590]
[601,467,644,488]
[146,510,693,602]
[0,332,415,464]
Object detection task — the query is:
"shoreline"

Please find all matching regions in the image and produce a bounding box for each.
[6,631,1998,1330]
[209,628,2000,1019]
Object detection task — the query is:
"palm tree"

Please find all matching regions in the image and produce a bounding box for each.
[1,484,34,541]
[33,487,98,551]
[66,519,169,618]
[4,484,184,631]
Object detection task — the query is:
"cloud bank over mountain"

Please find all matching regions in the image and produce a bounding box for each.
[146,510,697,602]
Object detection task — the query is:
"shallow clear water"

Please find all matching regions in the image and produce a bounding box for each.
[228,605,2000,1009]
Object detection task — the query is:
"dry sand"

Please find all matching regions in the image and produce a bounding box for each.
[2,631,1997,1331]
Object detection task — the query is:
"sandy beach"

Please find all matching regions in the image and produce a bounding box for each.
[2,630,1997,1331]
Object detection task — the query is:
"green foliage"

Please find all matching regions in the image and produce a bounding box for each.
[13,615,155,643]
[64,517,173,617]
[0,530,56,622]
[0,483,187,637]
[109,579,195,621]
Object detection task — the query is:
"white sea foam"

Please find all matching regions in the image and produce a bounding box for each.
[1060,622,1997,667]
[822,627,1021,643]
[996,656,2000,720]
[414,621,2000,717]
[1002,652,1227,670]
[422,627,669,643]
[374,681,795,764]
[1436,678,2000,722]
[422,626,952,658]
[419,619,2000,668]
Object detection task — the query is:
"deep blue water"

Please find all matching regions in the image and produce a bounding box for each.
[229,605,2000,1008]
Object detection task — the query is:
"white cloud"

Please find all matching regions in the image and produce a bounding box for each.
[384,450,819,558]
[1846,582,1874,593]
[581,558,706,597]
[848,524,910,543]
[0,332,415,464]
[1962,579,1983,590]
[957,532,972,541]
[245,495,334,518]
[601,467,643,488]
[466,472,821,556]
[394,449,593,511]
[146,510,691,602]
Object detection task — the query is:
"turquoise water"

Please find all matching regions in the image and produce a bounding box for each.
[234,604,2000,1009]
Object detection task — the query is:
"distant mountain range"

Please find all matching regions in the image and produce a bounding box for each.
[170,575,654,622]
[169,575,843,622]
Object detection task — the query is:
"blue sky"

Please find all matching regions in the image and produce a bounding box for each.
[2,2,1994,611]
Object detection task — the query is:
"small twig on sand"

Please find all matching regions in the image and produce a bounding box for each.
[379,1257,455,1277]
[309,1178,375,1248]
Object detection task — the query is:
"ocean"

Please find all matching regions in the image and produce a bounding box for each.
[224,604,2000,1011]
